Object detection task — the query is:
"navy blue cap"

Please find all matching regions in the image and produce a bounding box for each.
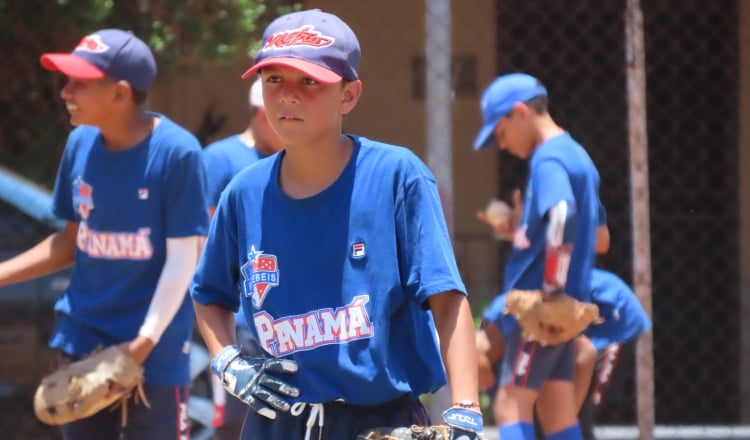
[242,9,360,84]
[40,29,157,93]
[473,73,547,150]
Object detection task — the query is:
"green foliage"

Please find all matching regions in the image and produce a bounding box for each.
[0,0,299,188]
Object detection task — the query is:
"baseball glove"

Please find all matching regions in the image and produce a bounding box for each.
[504,289,603,345]
[34,346,148,426]
[357,425,459,439]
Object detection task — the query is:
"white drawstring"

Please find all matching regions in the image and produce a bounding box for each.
[290,402,325,440]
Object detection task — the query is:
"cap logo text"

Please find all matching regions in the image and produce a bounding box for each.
[75,35,109,53]
[264,25,334,50]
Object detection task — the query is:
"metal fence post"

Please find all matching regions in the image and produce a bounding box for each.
[625,0,655,438]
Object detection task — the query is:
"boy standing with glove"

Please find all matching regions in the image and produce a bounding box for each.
[191,9,482,440]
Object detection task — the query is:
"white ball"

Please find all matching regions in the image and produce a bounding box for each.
[485,199,511,226]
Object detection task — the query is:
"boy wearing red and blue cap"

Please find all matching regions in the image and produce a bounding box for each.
[0,29,209,439]
[191,9,483,440]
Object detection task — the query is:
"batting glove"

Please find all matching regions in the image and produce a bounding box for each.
[442,405,483,440]
[211,345,300,419]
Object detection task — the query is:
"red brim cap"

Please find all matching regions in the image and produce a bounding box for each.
[241,57,342,84]
[40,53,105,79]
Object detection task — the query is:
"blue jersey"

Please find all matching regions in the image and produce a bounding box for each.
[203,134,275,329]
[50,114,210,386]
[483,269,651,350]
[203,134,271,207]
[503,132,600,300]
[585,269,652,350]
[191,135,466,405]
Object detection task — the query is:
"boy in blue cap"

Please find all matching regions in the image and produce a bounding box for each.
[191,9,483,440]
[0,29,209,439]
[473,73,602,440]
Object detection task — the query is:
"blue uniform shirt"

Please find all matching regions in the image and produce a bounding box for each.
[203,134,272,207]
[50,114,210,386]
[503,132,600,300]
[203,134,275,329]
[585,269,652,350]
[191,135,466,405]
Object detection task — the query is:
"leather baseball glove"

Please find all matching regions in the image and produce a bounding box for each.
[504,289,603,345]
[34,346,148,426]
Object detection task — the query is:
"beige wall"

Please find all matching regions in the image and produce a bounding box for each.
[150,1,503,297]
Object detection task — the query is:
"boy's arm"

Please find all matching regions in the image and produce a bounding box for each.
[428,291,480,406]
[193,301,237,357]
[0,221,78,287]
[123,235,202,364]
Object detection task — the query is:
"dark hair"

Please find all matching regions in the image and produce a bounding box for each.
[525,95,548,114]
[132,89,148,106]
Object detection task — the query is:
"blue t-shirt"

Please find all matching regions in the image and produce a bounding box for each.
[203,134,276,328]
[50,114,210,386]
[503,132,600,300]
[203,134,272,207]
[584,269,652,350]
[191,135,466,404]
[483,269,652,350]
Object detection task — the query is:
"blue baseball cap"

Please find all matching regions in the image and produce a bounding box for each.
[40,29,157,93]
[242,9,360,84]
[473,73,547,150]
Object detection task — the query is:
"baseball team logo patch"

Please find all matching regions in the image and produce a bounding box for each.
[75,34,109,53]
[264,25,334,50]
[241,245,280,309]
[72,176,94,220]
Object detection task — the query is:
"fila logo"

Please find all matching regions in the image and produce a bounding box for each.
[352,242,365,258]
[515,351,530,377]
[138,188,149,200]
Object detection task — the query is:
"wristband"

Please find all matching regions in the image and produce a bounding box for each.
[452,400,481,409]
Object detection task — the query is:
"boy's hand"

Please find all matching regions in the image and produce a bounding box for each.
[211,345,299,419]
[477,188,525,241]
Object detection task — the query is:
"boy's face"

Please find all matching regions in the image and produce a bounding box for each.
[492,102,535,159]
[59,76,119,127]
[259,66,362,146]
[251,107,285,155]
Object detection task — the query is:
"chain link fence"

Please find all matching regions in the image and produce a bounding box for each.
[0,0,744,438]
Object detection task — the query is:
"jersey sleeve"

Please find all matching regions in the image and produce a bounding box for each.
[530,159,576,218]
[163,146,210,237]
[51,141,76,222]
[395,173,466,306]
[190,188,241,311]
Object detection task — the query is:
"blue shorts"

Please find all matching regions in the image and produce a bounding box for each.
[498,328,575,390]
[58,352,190,440]
[240,395,430,440]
